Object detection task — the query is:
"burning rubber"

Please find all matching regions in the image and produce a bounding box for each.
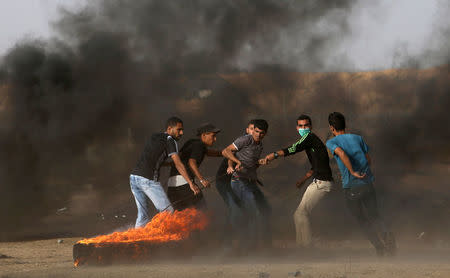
[73,208,208,266]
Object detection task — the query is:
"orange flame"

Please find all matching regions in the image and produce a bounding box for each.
[77,208,208,245]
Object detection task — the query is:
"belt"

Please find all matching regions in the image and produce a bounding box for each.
[167,175,189,187]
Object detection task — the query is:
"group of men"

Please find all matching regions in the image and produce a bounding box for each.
[129,113,396,256]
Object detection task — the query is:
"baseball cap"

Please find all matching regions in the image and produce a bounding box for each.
[196,123,221,136]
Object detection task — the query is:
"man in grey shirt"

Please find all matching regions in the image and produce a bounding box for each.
[222,119,269,253]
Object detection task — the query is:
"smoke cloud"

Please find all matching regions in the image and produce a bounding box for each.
[0,0,448,241]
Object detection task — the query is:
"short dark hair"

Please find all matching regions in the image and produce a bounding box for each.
[328,112,346,131]
[253,119,269,132]
[297,114,312,125]
[166,116,183,128]
[248,119,257,126]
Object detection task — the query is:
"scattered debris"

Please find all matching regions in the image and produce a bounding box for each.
[288,270,301,277]
[56,207,68,214]
[122,215,126,218]
[57,239,64,244]
[258,272,270,278]
[417,232,425,240]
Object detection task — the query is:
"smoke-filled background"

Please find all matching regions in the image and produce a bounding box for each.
[0,0,448,242]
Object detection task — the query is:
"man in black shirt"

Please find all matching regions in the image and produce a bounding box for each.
[167,123,222,211]
[130,117,196,228]
[264,114,333,247]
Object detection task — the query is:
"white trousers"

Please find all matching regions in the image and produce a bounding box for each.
[293,179,332,246]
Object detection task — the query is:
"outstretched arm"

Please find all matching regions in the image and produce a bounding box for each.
[264,150,285,163]
[334,147,366,179]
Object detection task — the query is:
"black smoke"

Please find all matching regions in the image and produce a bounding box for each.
[0,0,448,241]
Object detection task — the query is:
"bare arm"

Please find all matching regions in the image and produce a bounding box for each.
[188,158,210,188]
[222,144,242,171]
[334,147,366,179]
[171,154,200,194]
[206,149,222,157]
[296,169,314,189]
[227,159,235,174]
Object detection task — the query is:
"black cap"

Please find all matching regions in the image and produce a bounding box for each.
[196,123,221,136]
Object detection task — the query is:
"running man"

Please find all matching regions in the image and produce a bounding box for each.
[216,120,271,248]
[264,114,333,247]
[326,112,396,256]
[222,119,270,252]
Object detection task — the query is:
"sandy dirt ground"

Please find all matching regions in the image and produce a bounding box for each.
[1,237,449,278]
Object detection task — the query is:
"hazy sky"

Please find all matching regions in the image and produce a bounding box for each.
[0,0,447,70]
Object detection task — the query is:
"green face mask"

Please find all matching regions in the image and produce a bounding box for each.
[298,128,310,137]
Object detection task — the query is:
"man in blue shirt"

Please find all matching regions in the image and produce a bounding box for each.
[326,112,395,256]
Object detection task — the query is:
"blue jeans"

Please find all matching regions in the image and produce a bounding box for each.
[130,174,174,228]
[230,178,268,250]
[215,178,241,247]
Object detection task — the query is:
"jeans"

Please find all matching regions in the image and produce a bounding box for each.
[344,184,388,251]
[253,185,272,246]
[215,178,241,247]
[293,179,332,246]
[130,174,173,228]
[230,178,270,250]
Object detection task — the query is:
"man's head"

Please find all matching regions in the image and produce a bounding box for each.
[328,112,346,135]
[296,114,312,136]
[246,119,256,135]
[166,116,184,140]
[197,123,221,146]
[252,119,268,142]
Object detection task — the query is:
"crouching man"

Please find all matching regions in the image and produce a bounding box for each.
[130,117,196,228]
[167,123,222,210]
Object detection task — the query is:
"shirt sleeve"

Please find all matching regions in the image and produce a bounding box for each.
[360,136,370,153]
[167,137,178,157]
[233,135,252,150]
[326,139,339,156]
[190,141,205,163]
[282,133,310,156]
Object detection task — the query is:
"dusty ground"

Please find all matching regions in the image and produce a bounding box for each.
[1,237,449,278]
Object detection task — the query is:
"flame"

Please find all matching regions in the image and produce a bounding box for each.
[77,208,208,245]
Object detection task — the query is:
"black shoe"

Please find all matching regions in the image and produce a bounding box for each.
[383,232,397,256]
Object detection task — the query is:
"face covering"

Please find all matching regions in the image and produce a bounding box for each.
[298,128,311,137]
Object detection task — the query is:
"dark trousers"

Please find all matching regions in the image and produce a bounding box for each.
[253,185,272,245]
[167,183,206,211]
[344,184,388,251]
[230,178,272,250]
[215,178,240,247]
